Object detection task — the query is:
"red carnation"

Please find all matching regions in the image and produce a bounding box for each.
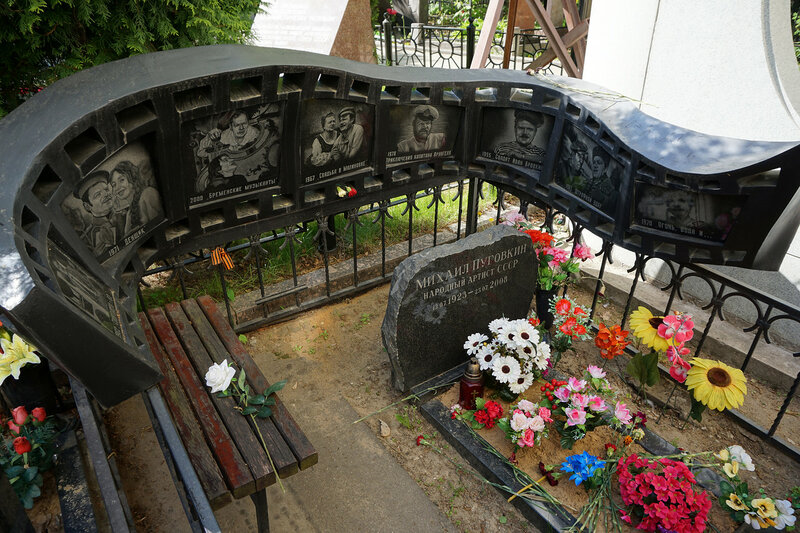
[484,400,503,420]
[554,298,571,316]
[348,187,357,197]
[416,435,424,446]
[31,407,46,423]
[386,7,398,15]
[11,406,28,426]
[13,436,31,455]
[473,409,490,425]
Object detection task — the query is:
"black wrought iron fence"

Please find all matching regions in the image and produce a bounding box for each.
[139,174,800,465]
[374,20,564,74]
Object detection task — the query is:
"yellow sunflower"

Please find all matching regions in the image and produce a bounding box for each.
[686,358,747,411]
[628,307,669,352]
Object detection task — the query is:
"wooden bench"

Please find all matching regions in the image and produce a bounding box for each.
[138,295,317,532]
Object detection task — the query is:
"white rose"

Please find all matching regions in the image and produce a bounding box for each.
[205,359,235,393]
[528,415,545,432]
[510,412,529,432]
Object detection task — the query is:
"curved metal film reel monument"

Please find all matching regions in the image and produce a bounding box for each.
[1,46,799,406]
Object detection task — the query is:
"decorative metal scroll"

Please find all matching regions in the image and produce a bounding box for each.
[0,45,798,406]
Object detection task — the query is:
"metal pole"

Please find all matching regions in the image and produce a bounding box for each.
[466,17,476,68]
[382,13,394,66]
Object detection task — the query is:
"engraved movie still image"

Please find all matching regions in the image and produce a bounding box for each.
[60,141,165,263]
[479,108,554,172]
[186,103,281,206]
[47,242,123,338]
[634,183,744,241]
[385,104,461,165]
[301,99,373,184]
[554,123,622,214]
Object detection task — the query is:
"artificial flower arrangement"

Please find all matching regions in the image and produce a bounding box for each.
[503,212,594,291]
[450,398,504,430]
[0,321,41,387]
[540,365,637,449]
[1,405,58,508]
[464,316,551,399]
[712,444,797,530]
[547,296,593,366]
[495,398,552,449]
[628,306,747,420]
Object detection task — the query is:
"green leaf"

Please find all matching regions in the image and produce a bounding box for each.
[237,368,246,387]
[257,406,273,418]
[263,398,276,406]
[21,494,33,509]
[626,351,660,388]
[689,397,706,422]
[238,334,248,344]
[498,515,507,524]
[226,288,235,302]
[474,397,486,410]
[241,406,257,416]
[249,394,265,405]
[263,379,287,397]
[23,466,38,482]
[5,465,24,478]
[719,480,735,495]
[560,434,575,450]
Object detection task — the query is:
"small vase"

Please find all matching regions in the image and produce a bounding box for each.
[0,359,59,412]
[483,372,519,403]
[535,287,557,329]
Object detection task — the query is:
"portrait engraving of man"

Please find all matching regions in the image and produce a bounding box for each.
[385,104,461,166]
[479,108,553,172]
[301,99,374,185]
[61,141,164,263]
[187,104,282,206]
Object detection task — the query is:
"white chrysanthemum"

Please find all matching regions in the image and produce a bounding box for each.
[515,343,535,360]
[508,372,533,394]
[499,327,517,348]
[534,343,551,370]
[727,445,755,472]
[476,344,497,371]
[510,320,539,348]
[463,333,488,356]
[488,317,510,335]
[492,356,521,384]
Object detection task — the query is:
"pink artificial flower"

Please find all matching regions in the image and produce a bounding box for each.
[571,393,589,409]
[553,386,571,402]
[545,246,570,268]
[586,365,606,379]
[669,356,691,383]
[588,396,607,412]
[619,510,632,524]
[567,377,587,392]
[502,210,527,226]
[517,399,536,412]
[537,407,552,423]
[658,313,695,344]
[666,342,691,363]
[519,428,537,447]
[573,243,594,260]
[564,407,587,426]
[614,402,632,425]
[528,415,545,432]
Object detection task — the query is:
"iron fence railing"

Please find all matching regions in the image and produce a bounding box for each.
[374,20,564,74]
[139,174,800,466]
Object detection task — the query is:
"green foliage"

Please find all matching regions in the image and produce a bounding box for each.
[626,351,660,389]
[1,413,59,509]
[0,0,262,116]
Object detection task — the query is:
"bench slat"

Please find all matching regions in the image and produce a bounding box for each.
[180,299,299,480]
[139,312,232,509]
[147,308,255,498]
[197,295,319,470]
[164,302,276,491]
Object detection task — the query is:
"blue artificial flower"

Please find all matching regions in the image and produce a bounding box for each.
[560,451,606,486]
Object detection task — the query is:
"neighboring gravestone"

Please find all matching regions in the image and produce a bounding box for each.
[382,225,536,391]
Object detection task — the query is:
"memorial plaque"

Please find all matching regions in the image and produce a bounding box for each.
[555,122,623,215]
[634,183,745,242]
[46,242,124,339]
[385,104,462,165]
[61,141,165,263]
[300,98,374,185]
[479,107,554,173]
[381,225,536,391]
[185,103,282,207]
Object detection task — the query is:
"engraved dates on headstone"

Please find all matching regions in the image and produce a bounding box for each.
[381,225,536,391]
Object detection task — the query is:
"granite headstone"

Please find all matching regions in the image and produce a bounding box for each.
[381,225,537,391]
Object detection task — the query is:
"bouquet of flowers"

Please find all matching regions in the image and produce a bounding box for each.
[548,296,592,366]
[503,213,593,290]
[541,365,633,449]
[1,405,58,508]
[464,317,551,398]
[713,444,797,530]
[0,321,41,387]
[450,398,504,430]
[496,399,552,449]
[617,453,712,533]
[560,451,606,489]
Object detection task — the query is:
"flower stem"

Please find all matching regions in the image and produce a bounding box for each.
[250,414,285,493]
[351,382,456,424]
[656,381,679,424]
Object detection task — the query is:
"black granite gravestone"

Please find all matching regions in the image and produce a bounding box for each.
[382,225,536,391]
